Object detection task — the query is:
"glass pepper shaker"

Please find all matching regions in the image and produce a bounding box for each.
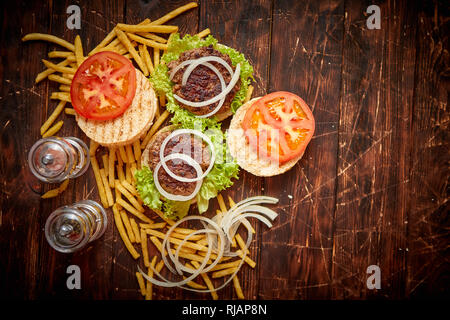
[28,136,90,183]
[44,200,108,253]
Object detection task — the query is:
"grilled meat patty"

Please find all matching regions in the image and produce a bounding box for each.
[167,46,240,116]
[148,130,211,196]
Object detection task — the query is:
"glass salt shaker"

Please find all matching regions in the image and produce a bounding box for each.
[28,136,90,183]
[45,200,108,253]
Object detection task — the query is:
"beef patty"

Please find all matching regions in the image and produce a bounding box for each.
[167,45,241,116]
[148,129,211,196]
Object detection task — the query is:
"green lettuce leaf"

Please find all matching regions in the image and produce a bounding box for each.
[134,166,162,210]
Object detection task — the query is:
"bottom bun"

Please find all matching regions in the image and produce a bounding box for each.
[227,97,304,177]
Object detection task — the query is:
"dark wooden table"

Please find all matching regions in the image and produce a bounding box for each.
[0,0,448,300]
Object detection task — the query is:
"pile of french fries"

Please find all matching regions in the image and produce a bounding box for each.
[24,1,256,300]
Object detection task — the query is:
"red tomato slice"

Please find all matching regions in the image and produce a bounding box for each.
[70,51,136,120]
[242,91,315,165]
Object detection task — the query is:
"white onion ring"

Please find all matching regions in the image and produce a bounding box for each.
[173,63,241,108]
[137,196,279,293]
[159,129,216,183]
[181,56,234,86]
[153,153,203,201]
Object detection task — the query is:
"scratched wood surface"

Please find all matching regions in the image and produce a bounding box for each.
[0,0,448,300]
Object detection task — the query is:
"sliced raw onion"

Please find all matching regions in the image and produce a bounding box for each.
[181,56,234,85]
[173,63,241,108]
[159,129,216,183]
[138,196,279,294]
[153,153,203,201]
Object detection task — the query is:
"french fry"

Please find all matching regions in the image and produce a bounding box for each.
[130,218,141,243]
[22,33,75,51]
[74,35,84,66]
[153,48,160,69]
[133,139,142,162]
[35,58,71,83]
[120,210,136,243]
[217,194,227,213]
[152,208,175,226]
[149,236,164,255]
[41,188,60,199]
[62,73,74,80]
[150,2,198,25]
[244,85,254,104]
[191,260,218,300]
[115,180,145,213]
[196,28,211,38]
[117,198,152,223]
[233,275,245,299]
[50,92,71,103]
[118,146,128,163]
[184,263,207,289]
[141,229,150,267]
[135,272,146,296]
[42,59,76,74]
[141,44,154,75]
[170,232,205,242]
[89,140,99,156]
[145,228,208,252]
[140,222,166,230]
[145,256,157,300]
[116,149,124,166]
[48,51,74,58]
[120,179,138,197]
[89,28,117,56]
[91,157,108,208]
[40,100,66,135]
[138,32,168,44]
[101,154,109,174]
[212,267,239,278]
[127,33,168,51]
[59,85,71,92]
[210,260,241,272]
[48,74,72,85]
[115,28,148,76]
[141,110,170,149]
[65,108,76,116]
[125,163,132,184]
[108,148,116,188]
[58,179,70,193]
[125,144,135,164]
[100,168,114,207]
[235,233,250,254]
[236,250,256,268]
[117,24,178,34]
[113,204,140,259]
[42,120,63,138]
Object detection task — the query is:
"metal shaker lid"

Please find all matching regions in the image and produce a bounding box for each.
[28,137,74,182]
[44,207,91,253]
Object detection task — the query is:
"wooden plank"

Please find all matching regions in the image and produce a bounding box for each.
[406,1,450,297]
[33,0,125,299]
[332,0,417,298]
[199,0,272,300]
[260,0,344,299]
[0,1,52,300]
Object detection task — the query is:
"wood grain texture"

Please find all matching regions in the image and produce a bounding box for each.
[332,0,417,299]
[260,0,344,299]
[0,0,448,300]
[406,0,449,298]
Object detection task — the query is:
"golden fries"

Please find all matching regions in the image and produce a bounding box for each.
[22,33,75,51]
[196,28,211,38]
[74,35,84,66]
[42,120,63,138]
[113,204,140,259]
[40,101,66,135]
[141,110,170,150]
[150,2,198,25]
[233,275,245,299]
